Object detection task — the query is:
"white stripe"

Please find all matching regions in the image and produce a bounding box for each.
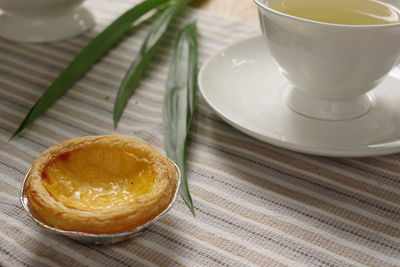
[189,128,400,221]
[190,151,400,243]
[134,238,198,266]
[187,188,367,267]
[0,141,34,166]
[0,211,100,266]
[0,231,61,267]
[103,246,158,267]
[12,97,157,137]
[167,210,298,266]
[187,115,400,198]
[195,121,400,195]
[0,52,212,114]
[0,200,155,266]
[0,78,163,133]
[0,169,23,189]
[154,221,272,266]
[193,180,400,265]
[0,136,42,160]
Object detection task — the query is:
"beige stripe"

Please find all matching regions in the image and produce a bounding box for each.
[193,110,400,194]
[306,157,400,194]
[0,188,18,200]
[171,197,353,266]
[3,41,184,106]
[151,223,275,266]
[0,116,59,151]
[193,124,400,212]
[195,124,400,205]
[0,190,154,266]
[2,69,240,147]
[103,247,157,267]
[343,157,400,186]
[0,141,33,164]
[192,153,400,238]
[195,137,400,233]
[198,143,400,228]
[163,210,298,266]
[0,62,205,130]
[0,51,169,111]
[191,180,398,266]
[0,140,34,164]
[0,58,54,82]
[53,37,224,77]
[132,239,199,266]
[0,48,136,88]
[0,85,37,105]
[2,39,135,80]
[1,131,57,164]
[58,27,245,65]
[1,109,68,144]
[0,98,106,147]
[189,126,397,225]
[0,79,162,133]
[16,95,157,136]
[0,235,34,267]
[0,167,19,189]
[0,229,67,267]
[1,102,138,150]
[143,224,256,266]
[0,209,149,266]
[0,219,87,267]
[118,241,185,267]
[57,37,171,68]
[1,38,71,64]
[160,217,288,267]
[194,134,400,226]
[0,87,104,137]
[205,121,400,200]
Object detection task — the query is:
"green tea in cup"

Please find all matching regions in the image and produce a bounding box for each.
[268,0,400,25]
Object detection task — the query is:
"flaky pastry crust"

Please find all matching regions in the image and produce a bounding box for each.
[25,135,178,234]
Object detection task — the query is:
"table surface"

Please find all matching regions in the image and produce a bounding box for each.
[194,0,259,23]
[1,1,399,266]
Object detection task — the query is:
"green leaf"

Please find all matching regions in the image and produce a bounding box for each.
[11,0,170,139]
[163,23,198,215]
[127,3,173,34]
[113,0,191,127]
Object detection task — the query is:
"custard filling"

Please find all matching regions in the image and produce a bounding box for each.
[42,143,155,210]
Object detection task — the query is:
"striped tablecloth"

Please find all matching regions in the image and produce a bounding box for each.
[1,0,399,266]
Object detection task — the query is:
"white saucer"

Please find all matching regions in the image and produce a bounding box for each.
[199,36,400,157]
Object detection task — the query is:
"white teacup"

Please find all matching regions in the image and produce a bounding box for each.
[0,0,94,42]
[254,0,400,120]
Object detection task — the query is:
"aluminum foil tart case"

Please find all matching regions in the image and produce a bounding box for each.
[20,159,181,245]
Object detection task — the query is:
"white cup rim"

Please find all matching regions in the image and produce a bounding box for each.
[254,0,400,29]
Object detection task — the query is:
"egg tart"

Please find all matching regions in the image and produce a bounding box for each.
[25,135,178,234]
